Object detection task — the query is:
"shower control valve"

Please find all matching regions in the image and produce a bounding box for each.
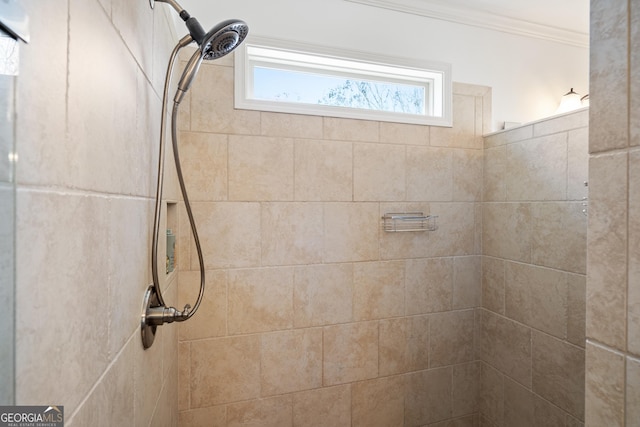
[141,286,191,349]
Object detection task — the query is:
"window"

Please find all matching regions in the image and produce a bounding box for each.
[234,37,452,127]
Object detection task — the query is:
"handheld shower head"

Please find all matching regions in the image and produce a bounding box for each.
[153,0,249,102]
[173,19,248,104]
[200,19,249,60]
[153,0,248,59]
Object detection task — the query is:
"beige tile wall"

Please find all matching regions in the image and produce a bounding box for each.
[177,52,490,425]
[480,109,589,426]
[585,0,640,425]
[15,0,178,425]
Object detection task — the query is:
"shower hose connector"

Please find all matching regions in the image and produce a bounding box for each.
[141,285,192,349]
[145,302,192,325]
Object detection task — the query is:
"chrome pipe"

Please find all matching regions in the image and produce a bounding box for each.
[151,0,184,15]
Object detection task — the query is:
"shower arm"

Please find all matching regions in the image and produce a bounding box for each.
[152,0,207,45]
[151,0,183,15]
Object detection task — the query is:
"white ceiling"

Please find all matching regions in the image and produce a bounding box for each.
[344,0,589,47]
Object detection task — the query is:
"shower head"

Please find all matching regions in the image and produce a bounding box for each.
[152,0,248,59]
[153,0,249,103]
[200,19,249,60]
[173,19,248,103]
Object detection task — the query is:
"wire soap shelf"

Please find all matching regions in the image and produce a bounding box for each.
[382,213,438,232]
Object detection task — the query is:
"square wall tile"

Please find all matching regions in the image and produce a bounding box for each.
[505,262,568,339]
[227,396,293,427]
[353,261,405,320]
[531,202,587,274]
[151,7,175,94]
[482,256,505,315]
[112,0,153,75]
[352,376,406,427]
[228,135,294,201]
[431,94,479,149]
[323,321,378,385]
[228,267,294,334]
[261,329,322,396]
[453,148,483,202]
[587,153,628,350]
[108,197,151,358]
[190,202,261,269]
[427,202,477,257]
[178,132,228,202]
[16,191,110,411]
[479,309,532,387]
[189,335,261,407]
[503,377,534,427]
[293,263,353,327]
[567,273,586,347]
[190,64,261,135]
[261,112,323,139]
[379,121,429,145]
[484,125,533,149]
[483,202,532,262]
[69,338,135,427]
[16,0,68,188]
[178,270,227,341]
[532,331,585,420]
[354,142,406,201]
[533,109,588,137]
[404,368,453,425]
[483,146,507,202]
[323,203,380,263]
[406,146,453,202]
[292,385,351,427]
[453,256,481,309]
[506,134,568,201]
[323,117,379,142]
[68,0,143,195]
[590,0,629,153]
[261,202,324,266]
[179,405,226,427]
[585,341,624,427]
[405,257,453,315]
[453,362,479,418]
[379,316,429,376]
[429,309,476,367]
[479,362,504,427]
[567,127,590,200]
[294,139,353,201]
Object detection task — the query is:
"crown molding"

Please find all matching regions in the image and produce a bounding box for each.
[344,0,589,49]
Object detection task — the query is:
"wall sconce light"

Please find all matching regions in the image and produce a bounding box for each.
[580,93,589,107]
[556,88,583,114]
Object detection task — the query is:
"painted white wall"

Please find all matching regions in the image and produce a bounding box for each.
[174,0,588,132]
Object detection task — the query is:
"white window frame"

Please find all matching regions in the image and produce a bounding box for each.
[234,36,453,127]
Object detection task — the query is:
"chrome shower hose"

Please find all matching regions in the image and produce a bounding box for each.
[142,36,206,349]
